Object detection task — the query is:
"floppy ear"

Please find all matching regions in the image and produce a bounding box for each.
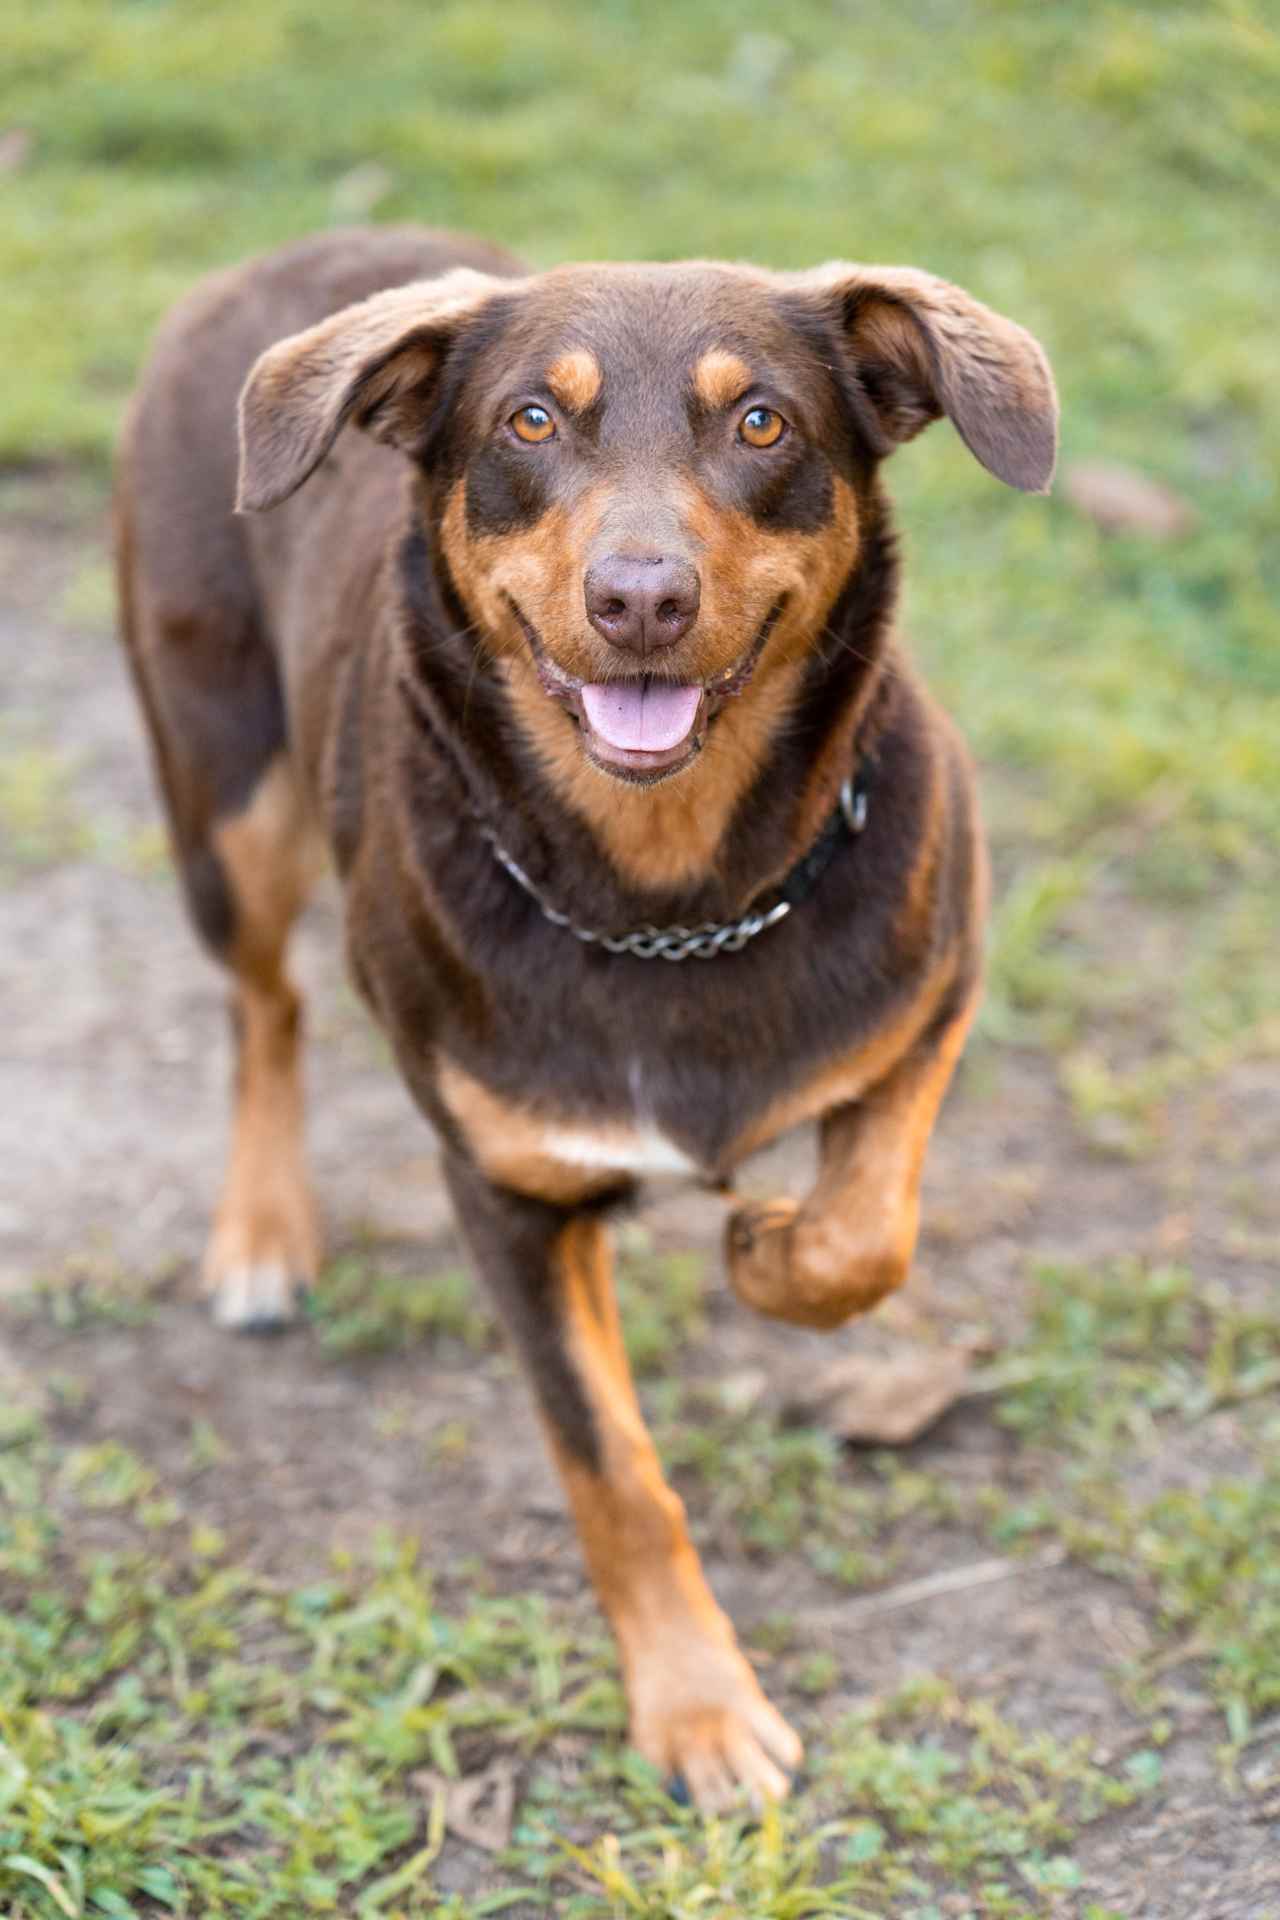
[795,263,1058,493]
[236,267,517,512]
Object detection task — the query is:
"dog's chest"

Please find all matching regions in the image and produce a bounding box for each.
[432,1010,900,1203]
[435,1050,732,1200]
[535,1117,702,1180]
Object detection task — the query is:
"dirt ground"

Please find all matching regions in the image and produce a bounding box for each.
[1,482,1276,1917]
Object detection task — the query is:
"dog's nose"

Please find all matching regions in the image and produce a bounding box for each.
[583,554,701,655]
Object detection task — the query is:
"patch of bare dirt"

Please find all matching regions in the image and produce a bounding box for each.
[1,482,1275,1915]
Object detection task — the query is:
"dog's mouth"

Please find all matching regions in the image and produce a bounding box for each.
[578,679,705,775]
[506,596,784,785]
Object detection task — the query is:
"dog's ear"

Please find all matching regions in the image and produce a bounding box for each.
[236,268,517,512]
[792,264,1058,493]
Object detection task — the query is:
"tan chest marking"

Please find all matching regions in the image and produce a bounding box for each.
[437,1057,699,1204]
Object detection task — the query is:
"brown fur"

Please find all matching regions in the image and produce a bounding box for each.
[789,261,1058,491]
[114,224,1056,1806]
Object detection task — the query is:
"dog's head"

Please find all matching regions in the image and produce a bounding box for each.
[239,258,1056,786]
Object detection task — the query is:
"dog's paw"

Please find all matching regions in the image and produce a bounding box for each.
[726,1195,907,1329]
[628,1636,803,1813]
[724,1196,799,1320]
[207,1258,310,1334]
[203,1204,319,1334]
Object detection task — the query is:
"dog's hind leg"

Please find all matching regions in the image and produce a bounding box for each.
[442,1156,804,1812]
[200,757,324,1329]
[115,487,323,1331]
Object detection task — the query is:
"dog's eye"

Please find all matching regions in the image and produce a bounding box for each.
[510,404,556,444]
[739,405,786,449]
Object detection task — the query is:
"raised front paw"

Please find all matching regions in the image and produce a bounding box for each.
[725,1195,908,1329]
[627,1632,803,1813]
[725,1196,801,1320]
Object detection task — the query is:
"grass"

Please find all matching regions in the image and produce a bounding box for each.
[985,1261,1280,1744]
[7,0,1279,1083]
[0,744,88,871]
[0,1399,1168,1919]
[6,1238,1279,1915]
[301,1232,704,1364]
[307,1250,492,1357]
[654,1385,953,1587]
[3,0,1280,1913]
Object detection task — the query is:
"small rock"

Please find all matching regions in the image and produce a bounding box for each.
[1064,461,1197,540]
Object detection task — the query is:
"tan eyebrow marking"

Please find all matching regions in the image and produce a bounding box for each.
[545,349,603,414]
[693,348,753,411]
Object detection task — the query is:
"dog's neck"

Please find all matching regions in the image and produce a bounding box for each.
[392,475,902,929]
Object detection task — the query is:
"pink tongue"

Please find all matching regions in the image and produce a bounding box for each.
[581,681,702,753]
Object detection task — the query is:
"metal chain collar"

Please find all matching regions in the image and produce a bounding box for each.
[478,775,868,962]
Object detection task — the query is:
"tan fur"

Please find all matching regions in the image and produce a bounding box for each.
[438,482,601,666]
[692,348,752,411]
[726,984,979,1328]
[214,759,325,981]
[502,649,808,890]
[435,1057,628,1204]
[546,347,603,414]
[440,474,861,892]
[544,1215,803,1807]
[204,759,325,1322]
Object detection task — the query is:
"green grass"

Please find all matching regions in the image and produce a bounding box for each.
[302,1232,702,1365]
[0,745,88,871]
[7,0,1279,1080]
[0,1402,1166,1919]
[307,1250,492,1357]
[654,1384,953,1587]
[9,1239,1278,1914]
[4,3,1280,1912]
[988,1260,1280,1741]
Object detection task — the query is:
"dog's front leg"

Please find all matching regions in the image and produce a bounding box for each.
[443,1153,802,1811]
[726,992,977,1330]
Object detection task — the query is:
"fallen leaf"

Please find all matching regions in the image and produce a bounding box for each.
[0,128,32,173]
[790,1347,972,1445]
[414,1758,517,1853]
[1064,461,1197,540]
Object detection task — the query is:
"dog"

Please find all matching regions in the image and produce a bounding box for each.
[114,225,1056,1810]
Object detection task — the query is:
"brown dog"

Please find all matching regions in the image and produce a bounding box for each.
[115,225,1056,1809]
